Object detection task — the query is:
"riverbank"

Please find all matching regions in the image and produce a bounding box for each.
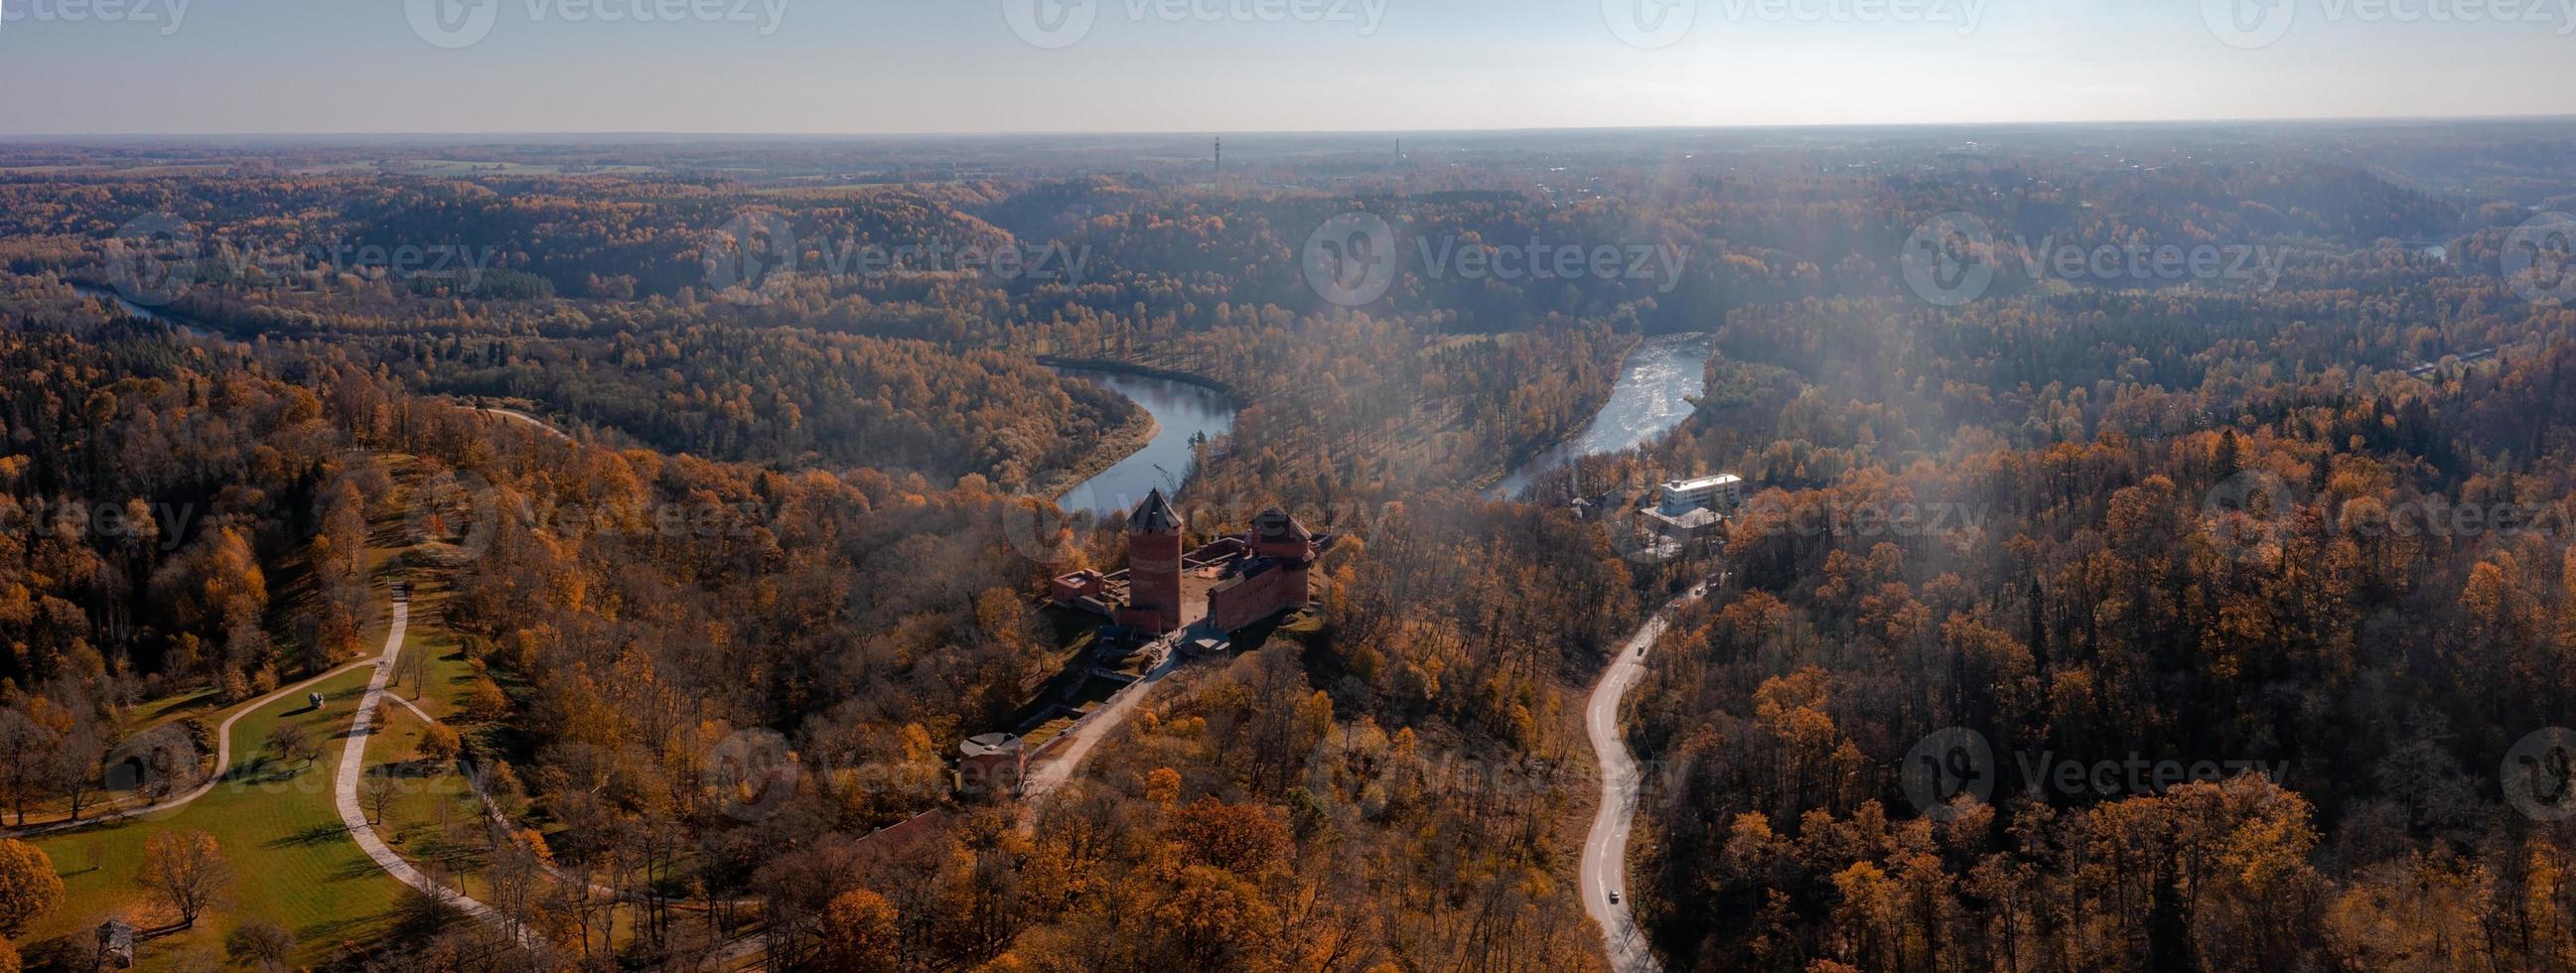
[1489,332,1708,500]
[1022,400,1161,503]
[1033,355,1243,406]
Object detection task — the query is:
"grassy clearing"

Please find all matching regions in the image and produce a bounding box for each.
[23,665,407,969]
[14,455,449,968]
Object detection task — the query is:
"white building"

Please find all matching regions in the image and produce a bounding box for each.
[1659,474,1746,516]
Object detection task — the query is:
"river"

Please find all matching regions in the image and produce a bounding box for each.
[1492,332,1716,499]
[72,282,208,337]
[1053,368,1238,518]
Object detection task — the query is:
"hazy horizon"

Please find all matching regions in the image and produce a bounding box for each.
[3,0,2573,135]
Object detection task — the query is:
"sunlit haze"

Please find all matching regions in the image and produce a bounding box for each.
[1,0,2572,133]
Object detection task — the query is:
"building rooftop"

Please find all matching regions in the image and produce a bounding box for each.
[961,733,1024,758]
[1131,488,1184,532]
[1251,507,1312,543]
[1664,474,1745,491]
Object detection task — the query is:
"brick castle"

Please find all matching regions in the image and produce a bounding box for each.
[1047,488,1332,636]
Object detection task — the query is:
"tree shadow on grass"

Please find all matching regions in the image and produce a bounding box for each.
[328,855,398,883]
[267,820,355,850]
[297,911,389,954]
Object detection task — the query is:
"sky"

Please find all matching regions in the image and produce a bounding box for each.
[0,0,2570,135]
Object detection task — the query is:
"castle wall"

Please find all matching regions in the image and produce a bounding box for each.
[1209,561,1309,633]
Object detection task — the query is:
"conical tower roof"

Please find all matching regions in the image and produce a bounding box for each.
[1131,488,1184,532]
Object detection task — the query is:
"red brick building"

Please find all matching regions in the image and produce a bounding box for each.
[1113,489,1186,633]
[1051,492,1331,637]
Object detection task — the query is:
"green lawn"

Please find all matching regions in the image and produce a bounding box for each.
[24,666,410,969]
[362,705,490,897]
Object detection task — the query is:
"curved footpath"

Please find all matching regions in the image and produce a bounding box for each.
[1582,582,1707,973]
[363,615,768,965]
[330,598,532,946]
[5,658,373,837]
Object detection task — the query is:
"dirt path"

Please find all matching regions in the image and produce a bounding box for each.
[475,406,570,442]
[1581,582,1705,973]
[1021,635,1181,801]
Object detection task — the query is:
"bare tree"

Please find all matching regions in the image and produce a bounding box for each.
[263,722,320,772]
[399,647,433,702]
[55,723,108,822]
[360,768,400,826]
[0,710,60,826]
[136,829,232,928]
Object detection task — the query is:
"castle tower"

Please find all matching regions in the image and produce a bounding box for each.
[1122,488,1186,633]
[1250,506,1317,601]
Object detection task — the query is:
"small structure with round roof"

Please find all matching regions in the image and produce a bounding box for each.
[958,733,1027,799]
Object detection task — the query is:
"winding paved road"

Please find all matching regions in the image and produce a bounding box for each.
[1581,582,1706,973]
